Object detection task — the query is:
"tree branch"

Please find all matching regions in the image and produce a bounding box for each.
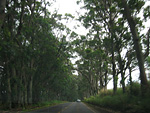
[144,28,150,59]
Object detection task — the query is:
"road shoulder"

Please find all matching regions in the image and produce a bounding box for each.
[84,102,121,113]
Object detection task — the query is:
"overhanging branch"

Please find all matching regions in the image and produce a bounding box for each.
[144,28,150,59]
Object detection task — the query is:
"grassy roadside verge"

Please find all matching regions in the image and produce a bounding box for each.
[84,88,150,113]
[23,100,67,112]
[84,102,121,113]
[0,100,67,113]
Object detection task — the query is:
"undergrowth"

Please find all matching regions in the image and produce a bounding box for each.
[23,100,66,112]
[84,82,150,113]
[0,100,66,112]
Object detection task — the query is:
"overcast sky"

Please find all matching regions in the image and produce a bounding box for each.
[48,0,87,35]
[49,0,80,15]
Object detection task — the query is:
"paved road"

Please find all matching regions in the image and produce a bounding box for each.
[26,102,107,113]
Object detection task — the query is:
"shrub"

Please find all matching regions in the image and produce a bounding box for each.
[126,82,141,96]
[84,84,150,113]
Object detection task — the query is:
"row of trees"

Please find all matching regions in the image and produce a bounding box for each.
[0,0,150,110]
[0,0,78,109]
[74,0,150,98]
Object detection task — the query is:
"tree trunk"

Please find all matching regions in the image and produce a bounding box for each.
[0,82,1,105]
[0,0,6,29]
[24,84,28,106]
[6,76,12,109]
[18,75,24,108]
[109,8,117,94]
[118,50,126,93]
[28,58,34,104]
[12,67,18,108]
[111,37,117,94]
[95,76,99,94]
[99,61,104,90]
[22,67,28,106]
[129,65,133,94]
[104,70,108,91]
[100,75,104,90]
[121,0,148,94]
[28,59,34,104]
[121,71,125,93]
[6,63,12,109]
[112,61,117,94]
[28,75,33,104]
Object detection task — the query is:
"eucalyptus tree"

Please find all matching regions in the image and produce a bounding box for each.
[0,0,34,108]
[0,0,6,29]
[112,17,137,93]
[115,0,150,94]
[72,30,110,96]
[78,0,127,93]
[0,0,77,109]
[77,0,150,94]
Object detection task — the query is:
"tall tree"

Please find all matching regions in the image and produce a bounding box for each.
[0,0,6,29]
[117,0,149,94]
[0,0,78,109]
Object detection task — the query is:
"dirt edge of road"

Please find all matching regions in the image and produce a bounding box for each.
[84,102,121,113]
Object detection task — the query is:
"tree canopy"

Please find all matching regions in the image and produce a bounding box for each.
[0,0,150,111]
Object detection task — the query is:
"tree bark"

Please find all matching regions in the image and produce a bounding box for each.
[6,63,12,109]
[121,0,148,94]
[104,70,108,91]
[117,49,126,93]
[12,67,18,107]
[99,61,104,90]
[18,74,24,107]
[129,65,133,94]
[6,77,12,109]
[22,65,28,106]
[110,24,117,94]
[100,75,104,90]
[120,71,125,93]
[112,51,117,94]
[28,75,33,104]
[28,59,34,104]
[109,3,118,94]
[0,0,6,29]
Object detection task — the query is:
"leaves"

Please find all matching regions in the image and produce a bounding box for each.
[0,0,79,108]
[143,6,150,21]
[128,0,145,12]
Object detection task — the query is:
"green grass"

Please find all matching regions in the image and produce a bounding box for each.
[23,100,67,112]
[0,100,67,112]
[84,86,150,113]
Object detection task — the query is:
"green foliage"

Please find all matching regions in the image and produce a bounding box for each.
[143,6,150,21]
[38,100,65,107]
[84,83,150,113]
[1,0,149,111]
[146,56,150,67]
[85,90,129,111]
[127,82,141,96]
[76,0,149,101]
[0,0,78,110]
[65,13,75,19]
[128,0,145,13]
[23,100,66,112]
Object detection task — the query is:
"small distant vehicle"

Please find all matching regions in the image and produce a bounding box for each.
[77,99,81,102]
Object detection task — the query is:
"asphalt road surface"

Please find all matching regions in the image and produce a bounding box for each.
[26,102,110,113]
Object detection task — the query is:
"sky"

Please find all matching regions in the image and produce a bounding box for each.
[48,0,87,35]
[48,0,150,89]
[49,0,81,15]
[51,0,80,15]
